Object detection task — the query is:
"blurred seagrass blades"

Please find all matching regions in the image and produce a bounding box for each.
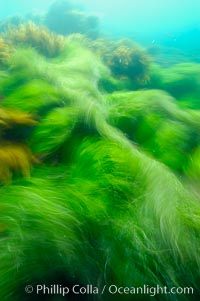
[147,62,200,109]
[0,21,199,301]
[159,63,200,109]
[107,89,200,175]
[2,22,66,57]
[0,37,109,161]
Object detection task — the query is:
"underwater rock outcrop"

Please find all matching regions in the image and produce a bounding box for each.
[90,38,151,88]
[45,0,99,38]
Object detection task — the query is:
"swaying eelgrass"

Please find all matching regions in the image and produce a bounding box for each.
[147,62,200,109]
[0,32,199,301]
[0,136,199,300]
[107,89,200,173]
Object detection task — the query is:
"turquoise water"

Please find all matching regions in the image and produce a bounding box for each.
[84,0,200,37]
[1,0,200,35]
[1,0,200,55]
[0,0,200,65]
